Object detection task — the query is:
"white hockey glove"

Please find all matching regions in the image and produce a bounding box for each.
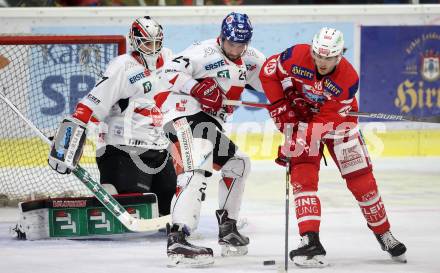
[48,117,87,174]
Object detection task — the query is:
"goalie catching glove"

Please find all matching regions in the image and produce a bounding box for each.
[48,117,87,174]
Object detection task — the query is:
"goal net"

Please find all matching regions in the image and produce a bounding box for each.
[0,35,126,206]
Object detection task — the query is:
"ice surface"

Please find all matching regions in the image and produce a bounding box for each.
[1,157,439,273]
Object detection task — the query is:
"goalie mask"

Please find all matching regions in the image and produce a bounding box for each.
[129,16,164,70]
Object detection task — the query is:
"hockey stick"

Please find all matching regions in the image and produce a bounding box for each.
[345,111,440,123]
[284,160,290,272]
[0,91,170,232]
[224,99,440,123]
[223,99,269,109]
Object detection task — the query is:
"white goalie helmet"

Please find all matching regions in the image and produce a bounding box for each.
[312,27,344,58]
[128,16,163,69]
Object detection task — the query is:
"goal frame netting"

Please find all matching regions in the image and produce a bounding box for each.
[0,34,126,206]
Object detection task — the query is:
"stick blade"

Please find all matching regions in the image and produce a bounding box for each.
[263,260,276,265]
[123,214,171,232]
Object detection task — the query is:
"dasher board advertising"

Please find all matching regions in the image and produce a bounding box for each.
[360,26,440,118]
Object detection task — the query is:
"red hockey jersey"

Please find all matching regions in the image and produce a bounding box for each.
[260,44,359,132]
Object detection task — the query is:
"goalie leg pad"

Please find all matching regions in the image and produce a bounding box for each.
[171,171,207,232]
[172,117,214,175]
[48,117,87,174]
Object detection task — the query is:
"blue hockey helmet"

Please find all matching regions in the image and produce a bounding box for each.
[220,12,253,44]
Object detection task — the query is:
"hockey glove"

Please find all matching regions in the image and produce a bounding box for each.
[275,145,290,167]
[190,77,223,112]
[48,117,87,174]
[267,98,296,133]
[291,97,319,123]
[283,87,319,123]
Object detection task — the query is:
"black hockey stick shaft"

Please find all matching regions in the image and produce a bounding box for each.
[223,99,440,123]
[0,91,170,232]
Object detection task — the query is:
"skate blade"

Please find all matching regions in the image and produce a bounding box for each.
[220,244,248,257]
[293,255,329,268]
[167,254,214,268]
[391,253,407,263]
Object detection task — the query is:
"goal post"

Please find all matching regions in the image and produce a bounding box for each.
[0,35,126,205]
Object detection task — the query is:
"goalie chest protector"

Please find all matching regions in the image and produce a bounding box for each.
[15,193,159,240]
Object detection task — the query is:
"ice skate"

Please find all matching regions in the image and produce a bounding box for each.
[375,231,407,263]
[216,209,249,257]
[166,224,214,267]
[289,232,329,268]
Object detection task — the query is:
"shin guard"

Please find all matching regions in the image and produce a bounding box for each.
[291,163,321,234]
[346,172,390,234]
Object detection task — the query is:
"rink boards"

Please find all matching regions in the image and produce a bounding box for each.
[1,128,440,168]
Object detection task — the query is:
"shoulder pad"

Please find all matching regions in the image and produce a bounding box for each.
[338,58,359,99]
[160,47,174,62]
[348,80,359,99]
[246,46,265,60]
[280,46,295,63]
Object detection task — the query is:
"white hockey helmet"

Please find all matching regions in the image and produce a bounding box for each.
[312,27,344,58]
[129,16,163,56]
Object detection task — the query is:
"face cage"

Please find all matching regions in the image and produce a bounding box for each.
[133,35,163,56]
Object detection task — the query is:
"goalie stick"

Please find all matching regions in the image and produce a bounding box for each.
[224,99,440,123]
[0,91,170,232]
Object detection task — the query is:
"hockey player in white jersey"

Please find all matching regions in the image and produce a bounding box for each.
[48,16,177,216]
[158,12,266,267]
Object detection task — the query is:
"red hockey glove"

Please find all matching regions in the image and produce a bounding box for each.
[190,77,223,112]
[267,99,295,132]
[291,98,315,122]
[275,145,290,167]
[285,87,319,123]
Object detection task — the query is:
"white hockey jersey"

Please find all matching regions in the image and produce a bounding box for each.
[160,39,265,125]
[79,48,173,150]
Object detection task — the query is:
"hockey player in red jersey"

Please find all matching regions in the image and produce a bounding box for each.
[259,27,407,267]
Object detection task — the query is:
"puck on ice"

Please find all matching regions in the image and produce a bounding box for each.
[263,260,276,265]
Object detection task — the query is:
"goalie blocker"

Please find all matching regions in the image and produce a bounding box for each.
[48,117,87,174]
[13,193,161,240]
